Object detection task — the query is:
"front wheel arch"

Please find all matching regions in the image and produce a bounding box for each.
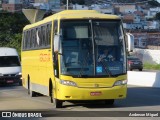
[49,78,63,108]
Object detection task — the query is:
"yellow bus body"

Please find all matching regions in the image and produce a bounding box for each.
[22,10,127,107]
[56,75,127,100]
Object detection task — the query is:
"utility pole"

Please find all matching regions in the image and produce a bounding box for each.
[67,0,69,10]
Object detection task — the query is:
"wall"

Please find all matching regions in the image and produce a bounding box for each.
[114,4,136,13]
[132,48,160,64]
[127,71,160,88]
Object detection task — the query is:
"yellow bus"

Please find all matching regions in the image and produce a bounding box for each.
[21,10,130,108]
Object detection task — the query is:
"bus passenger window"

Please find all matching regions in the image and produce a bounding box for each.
[39,27,43,47]
[46,25,49,46]
[48,24,51,46]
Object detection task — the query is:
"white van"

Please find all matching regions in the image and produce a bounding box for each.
[0,47,22,85]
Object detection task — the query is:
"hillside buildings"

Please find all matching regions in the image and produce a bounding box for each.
[0,0,60,12]
[1,0,22,12]
[1,0,160,49]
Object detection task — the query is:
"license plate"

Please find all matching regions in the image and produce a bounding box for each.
[134,62,139,64]
[7,80,14,83]
[90,92,102,96]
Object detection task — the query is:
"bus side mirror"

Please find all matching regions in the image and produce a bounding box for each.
[54,34,62,55]
[126,33,134,52]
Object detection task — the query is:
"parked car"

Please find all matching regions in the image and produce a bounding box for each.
[127,56,143,71]
[0,47,22,85]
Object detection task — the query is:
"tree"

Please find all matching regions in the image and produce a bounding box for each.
[5,34,22,57]
[0,13,29,56]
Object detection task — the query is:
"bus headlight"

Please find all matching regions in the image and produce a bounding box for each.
[60,80,77,87]
[114,80,127,86]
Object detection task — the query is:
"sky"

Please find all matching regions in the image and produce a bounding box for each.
[157,0,160,3]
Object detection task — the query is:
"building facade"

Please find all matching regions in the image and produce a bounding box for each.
[34,0,60,10]
[2,0,22,12]
[113,3,136,14]
[131,32,160,49]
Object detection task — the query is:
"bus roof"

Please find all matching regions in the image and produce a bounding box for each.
[23,10,121,30]
[0,47,18,56]
[46,10,120,20]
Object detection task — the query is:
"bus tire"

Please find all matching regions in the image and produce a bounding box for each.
[49,79,63,108]
[49,80,63,108]
[28,76,37,97]
[30,90,37,97]
[104,99,114,105]
[54,99,63,108]
[27,76,30,95]
[49,80,53,103]
[51,89,63,108]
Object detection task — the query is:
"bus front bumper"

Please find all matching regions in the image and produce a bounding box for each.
[56,84,127,100]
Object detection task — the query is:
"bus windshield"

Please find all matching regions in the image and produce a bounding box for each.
[0,56,20,67]
[60,20,126,77]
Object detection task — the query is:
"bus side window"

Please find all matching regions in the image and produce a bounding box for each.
[54,21,58,35]
[47,24,51,47]
[28,30,32,49]
[31,29,33,48]
[44,25,47,47]
[23,32,26,50]
[32,29,36,49]
[25,31,28,49]
[27,30,31,49]
[39,27,42,47]
[41,26,45,47]
[36,28,39,47]
[46,24,49,47]
[49,24,51,45]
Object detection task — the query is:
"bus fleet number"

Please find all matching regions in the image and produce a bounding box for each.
[39,53,50,62]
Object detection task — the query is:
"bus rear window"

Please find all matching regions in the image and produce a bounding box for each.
[0,56,20,67]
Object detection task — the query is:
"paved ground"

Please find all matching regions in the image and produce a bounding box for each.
[0,84,160,119]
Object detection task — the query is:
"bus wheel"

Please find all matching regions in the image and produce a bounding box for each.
[30,90,37,97]
[50,82,53,103]
[54,99,63,108]
[28,78,37,97]
[104,99,114,105]
[51,90,63,108]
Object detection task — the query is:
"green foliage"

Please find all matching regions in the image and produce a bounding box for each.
[0,13,29,57]
[5,34,22,57]
[144,63,160,70]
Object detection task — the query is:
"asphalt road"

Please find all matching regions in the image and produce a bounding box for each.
[0,84,160,119]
